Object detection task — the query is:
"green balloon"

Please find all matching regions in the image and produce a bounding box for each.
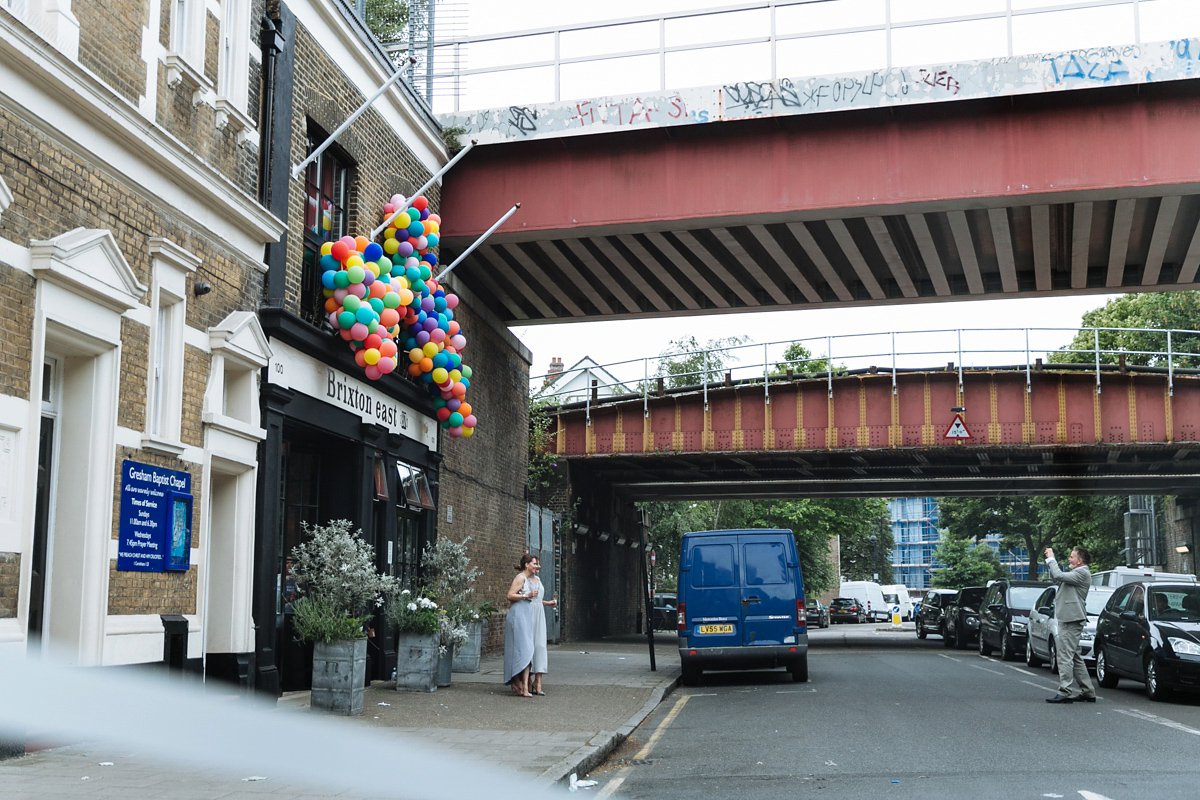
[334,271,350,289]
[461,365,472,379]
[346,265,365,285]
[448,411,463,427]
[337,311,355,329]
[383,292,401,309]
[369,297,384,313]
[342,294,361,312]
[419,264,432,281]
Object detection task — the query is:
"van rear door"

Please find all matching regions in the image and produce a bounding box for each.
[740,532,800,646]
[684,534,742,649]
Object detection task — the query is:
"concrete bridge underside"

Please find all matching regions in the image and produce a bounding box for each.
[553,368,1200,500]
[441,81,1200,326]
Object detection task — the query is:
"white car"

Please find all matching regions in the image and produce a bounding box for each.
[1026,585,1116,672]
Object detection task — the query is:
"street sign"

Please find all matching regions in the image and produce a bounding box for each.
[891,604,902,626]
[944,414,972,439]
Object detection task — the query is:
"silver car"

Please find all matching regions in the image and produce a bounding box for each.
[1026,585,1116,672]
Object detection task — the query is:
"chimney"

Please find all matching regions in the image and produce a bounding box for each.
[544,357,563,386]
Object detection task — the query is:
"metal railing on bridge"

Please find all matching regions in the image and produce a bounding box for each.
[530,326,1200,425]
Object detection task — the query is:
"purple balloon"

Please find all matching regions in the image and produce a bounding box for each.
[398,241,414,258]
[446,398,461,411]
[423,316,438,332]
[421,296,436,313]
[415,330,430,345]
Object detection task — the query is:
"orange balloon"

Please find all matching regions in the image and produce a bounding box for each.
[380,340,398,358]
[422,221,433,235]
[419,357,433,373]
[428,214,441,225]
[458,402,472,417]
[324,297,339,313]
[379,308,400,328]
[354,349,368,367]
[451,382,466,398]
[447,321,460,335]
[354,235,369,252]
[407,363,422,377]
[369,281,386,299]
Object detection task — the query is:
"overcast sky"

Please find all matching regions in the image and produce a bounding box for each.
[446,0,1200,379]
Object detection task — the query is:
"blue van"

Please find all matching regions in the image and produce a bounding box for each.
[676,529,808,685]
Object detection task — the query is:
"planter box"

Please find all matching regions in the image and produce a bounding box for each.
[395,631,439,692]
[311,638,367,716]
[436,648,453,687]
[452,620,483,673]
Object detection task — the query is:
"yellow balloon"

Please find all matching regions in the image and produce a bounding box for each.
[422,342,440,358]
[408,348,423,363]
[463,425,474,437]
[448,369,462,383]
[363,348,381,365]
[398,288,414,305]
[383,238,399,255]
[427,220,439,234]
[320,242,333,256]
[346,254,364,268]
[385,227,397,239]
[368,262,380,278]
[431,367,448,384]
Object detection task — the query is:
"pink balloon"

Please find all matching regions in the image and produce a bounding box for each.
[391,194,406,207]
[364,365,382,381]
[415,236,428,251]
[445,294,459,309]
[430,328,446,344]
[339,235,356,249]
[348,283,366,299]
[450,334,467,350]
[350,322,369,341]
[378,357,396,374]
[328,311,340,328]
[333,288,348,304]
[383,203,395,215]
[464,414,477,427]
[448,426,463,438]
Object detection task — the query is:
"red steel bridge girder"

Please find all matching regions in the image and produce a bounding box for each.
[555,370,1200,457]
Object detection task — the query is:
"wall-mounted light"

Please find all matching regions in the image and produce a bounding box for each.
[597,531,610,542]
[1177,545,1190,554]
[616,536,627,547]
[574,523,589,536]
[193,281,212,297]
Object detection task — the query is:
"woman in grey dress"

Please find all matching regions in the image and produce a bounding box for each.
[529,557,558,696]
[503,555,539,697]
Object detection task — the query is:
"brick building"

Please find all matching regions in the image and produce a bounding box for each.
[0,0,531,697]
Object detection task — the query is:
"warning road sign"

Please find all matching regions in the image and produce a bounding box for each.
[944,414,972,439]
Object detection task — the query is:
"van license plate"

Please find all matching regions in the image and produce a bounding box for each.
[696,624,734,634]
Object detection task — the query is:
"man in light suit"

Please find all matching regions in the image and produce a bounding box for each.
[1044,546,1097,704]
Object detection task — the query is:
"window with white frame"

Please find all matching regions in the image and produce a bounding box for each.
[144,239,199,454]
[165,0,210,93]
[215,0,253,132]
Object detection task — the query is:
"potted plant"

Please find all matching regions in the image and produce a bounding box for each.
[387,590,441,692]
[436,610,469,686]
[420,536,489,674]
[289,519,399,715]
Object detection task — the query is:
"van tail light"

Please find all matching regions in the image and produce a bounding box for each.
[796,599,807,631]
[677,602,686,631]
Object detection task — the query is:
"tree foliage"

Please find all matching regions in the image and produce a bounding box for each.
[930,537,1008,589]
[938,496,1051,579]
[1047,291,1200,367]
[527,395,558,492]
[771,341,831,376]
[650,335,750,390]
[362,0,409,45]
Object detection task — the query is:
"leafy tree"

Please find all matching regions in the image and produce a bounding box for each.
[930,537,1008,589]
[527,395,558,493]
[836,502,893,584]
[1047,291,1200,367]
[1036,495,1127,572]
[363,0,408,45]
[650,335,750,390]
[771,341,831,376]
[937,496,1051,580]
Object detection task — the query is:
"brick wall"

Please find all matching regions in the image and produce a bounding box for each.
[107,563,198,615]
[0,265,34,399]
[0,553,19,619]
[111,445,204,551]
[77,0,149,106]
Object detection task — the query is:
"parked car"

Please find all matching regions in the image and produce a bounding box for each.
[829,597,867,624]
[1026,585,1115,672]
[914,588,958,639]
[1095,581,1200,700]
[978,579,1049,660]
[805,597,830,628]
[942,586,987,649]
[652,592,678,630]
[881,584,914,621]
[1091,566,1198,588]
[676,529,808,685]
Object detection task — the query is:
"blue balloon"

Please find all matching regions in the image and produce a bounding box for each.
[355,307,376,325]
[423,253,438,266]
[321,254,340,271]
[432,353,448,369]
[363,242,383,261]
[321,271,337,289]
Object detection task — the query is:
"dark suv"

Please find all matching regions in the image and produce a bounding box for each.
[829,597,867,624]
[978,579,1049,660]
[915,588,958,639]
[942,586,987,649]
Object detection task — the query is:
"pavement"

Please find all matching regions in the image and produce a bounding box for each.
[0,633,681,798]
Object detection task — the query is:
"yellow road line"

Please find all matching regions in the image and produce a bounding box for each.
[596,694,691,799]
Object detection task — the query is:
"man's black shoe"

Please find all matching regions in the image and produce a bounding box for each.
[1045,695,1074,704]
[1077,695,1097,702]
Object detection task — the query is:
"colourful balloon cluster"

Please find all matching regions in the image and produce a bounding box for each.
[318,194,477,438]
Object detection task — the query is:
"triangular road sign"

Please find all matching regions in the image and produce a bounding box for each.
[944,414,972,439]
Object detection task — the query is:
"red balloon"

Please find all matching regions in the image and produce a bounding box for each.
[364,334,383,350]
[436,407,451,422]
[330,241,349,261]
[413,196,429,211]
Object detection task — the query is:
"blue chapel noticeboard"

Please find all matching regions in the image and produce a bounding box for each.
[117,460,192,572]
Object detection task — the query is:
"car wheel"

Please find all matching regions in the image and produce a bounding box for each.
[942,624,953,648]
[1001,631,1015,661]
[979,630,994,656]
[1095,646,1119,688]
[789,656,809,683]
[1047,638,1058,676]
[1026,636,1042,668]
[681,664,702,687]
[916,619,927,639]
[1145,654,1172,702]
[955,626,968,650]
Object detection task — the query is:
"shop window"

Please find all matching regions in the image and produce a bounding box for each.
[373,455,390,501]
[215,0,253,134]
[396,462,435,511]
[395,510,421,590]
[301,133,350,325]
[144,238,199,455]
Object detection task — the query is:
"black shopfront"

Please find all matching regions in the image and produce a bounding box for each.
[253,308,439,695]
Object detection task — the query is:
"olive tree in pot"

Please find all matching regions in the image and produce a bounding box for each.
[386,590,441,692]
[420,536,491,674]
[289,520,399,715]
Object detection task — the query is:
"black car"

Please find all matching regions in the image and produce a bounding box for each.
[1095,582,1200,701]
[829,597,867,624]
[978,579,1049,660]
[805,598,830,629]
[942,586,987,649]
[652,592,677,630]
[915,588,957,639]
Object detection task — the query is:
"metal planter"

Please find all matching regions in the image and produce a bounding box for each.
[311,638,367,716]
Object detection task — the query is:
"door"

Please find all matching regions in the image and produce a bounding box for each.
[739,534,796,646]
[685,535,741,649]
[1113,584,1147,673]
[526,503,560,641]
[1028,587,1055,658]
[28,358,61,654]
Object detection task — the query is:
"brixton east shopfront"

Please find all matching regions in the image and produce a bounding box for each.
[255,311,440,694]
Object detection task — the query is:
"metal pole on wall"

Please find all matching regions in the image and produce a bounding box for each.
[641,525,656,672]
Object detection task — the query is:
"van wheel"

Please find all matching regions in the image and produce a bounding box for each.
[681,664,702,687]
[789,657,809,683]
[1095,647,1119,688]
